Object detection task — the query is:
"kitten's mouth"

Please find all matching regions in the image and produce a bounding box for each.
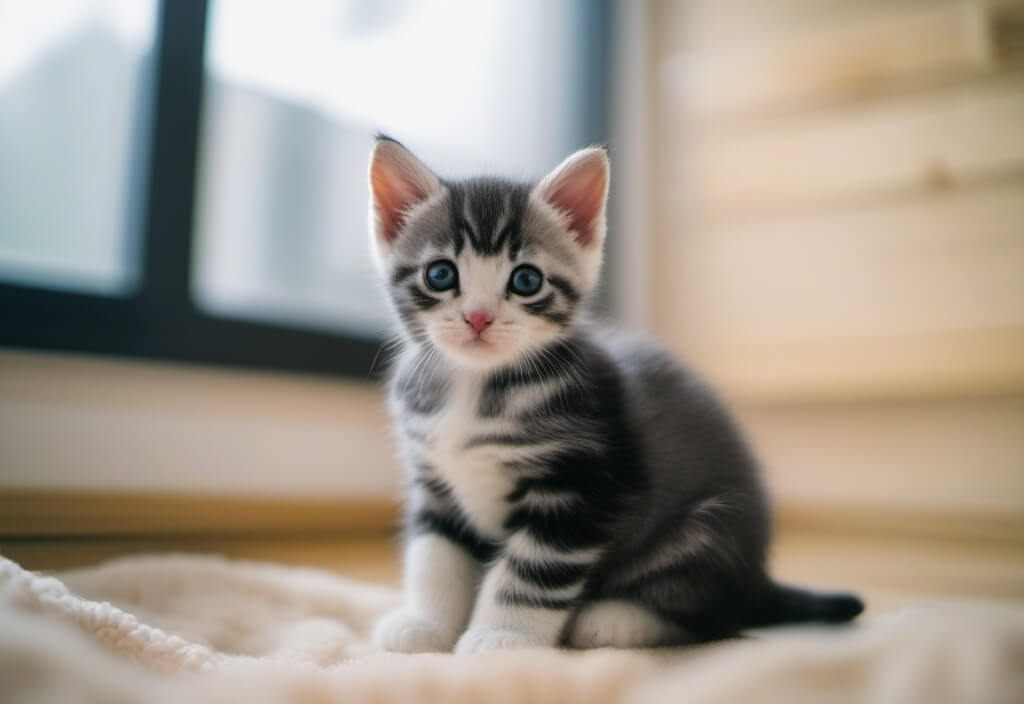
[431,327,510,367]
[462,335,493,348]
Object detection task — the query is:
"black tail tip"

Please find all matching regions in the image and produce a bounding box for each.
[821,593,865,622]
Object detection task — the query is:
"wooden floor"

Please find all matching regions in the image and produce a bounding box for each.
[4,528,1022,617]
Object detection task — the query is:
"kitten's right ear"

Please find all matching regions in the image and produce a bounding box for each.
[368,137,441,251]
[533,147,609,250]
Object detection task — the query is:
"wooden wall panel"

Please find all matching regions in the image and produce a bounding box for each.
[670,182,1024,344]
[739,397,1024,518]
[681,74,1024,220]
[651,0,1024,402]
[0,350,402,496]
[663,1,997,123]
[662,184,1024,400]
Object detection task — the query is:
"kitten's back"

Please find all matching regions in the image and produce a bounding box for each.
[581,324,772,583]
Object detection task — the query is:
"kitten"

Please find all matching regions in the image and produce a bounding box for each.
[368,136,863,654]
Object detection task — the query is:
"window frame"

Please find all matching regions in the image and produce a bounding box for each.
[0,0,610,378]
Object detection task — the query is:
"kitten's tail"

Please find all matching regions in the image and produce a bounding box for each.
[745,581,864,628]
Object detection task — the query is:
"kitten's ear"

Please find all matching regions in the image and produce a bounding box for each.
[368,137,442,250]
[533,147,609,249]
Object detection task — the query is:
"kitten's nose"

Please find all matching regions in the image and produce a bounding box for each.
[463,309,494,334]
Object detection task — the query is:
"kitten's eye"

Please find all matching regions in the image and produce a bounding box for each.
[424,260,458,291]
[509,265,543,297]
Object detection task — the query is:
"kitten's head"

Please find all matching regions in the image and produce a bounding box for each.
[368,136,608,370]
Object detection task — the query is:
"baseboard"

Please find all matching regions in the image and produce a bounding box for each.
[2,489,1020,552]
[775,500,1024,548]
[0,489,400,538]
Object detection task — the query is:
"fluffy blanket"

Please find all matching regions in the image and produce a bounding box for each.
[1,554,1021,704]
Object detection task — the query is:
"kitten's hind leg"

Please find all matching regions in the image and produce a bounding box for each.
[567,600,689,649]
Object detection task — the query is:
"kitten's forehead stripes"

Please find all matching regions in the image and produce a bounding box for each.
[444,178,530,258]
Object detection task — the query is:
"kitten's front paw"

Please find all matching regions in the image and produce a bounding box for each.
[374,609,458,653]
[455,627,536,655]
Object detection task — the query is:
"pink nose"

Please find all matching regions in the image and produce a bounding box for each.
[464,309,494,333]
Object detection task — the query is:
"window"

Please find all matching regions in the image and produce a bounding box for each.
[0,0,608,377]
[0,0,158,295]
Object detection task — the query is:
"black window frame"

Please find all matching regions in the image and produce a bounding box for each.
[0,0,610,378]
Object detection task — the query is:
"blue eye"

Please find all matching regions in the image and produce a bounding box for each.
[509,265,543,296]
[424,260,458,291]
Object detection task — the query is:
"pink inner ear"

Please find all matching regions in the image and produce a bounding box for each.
[542,156,608,248]
[371,156,430,245]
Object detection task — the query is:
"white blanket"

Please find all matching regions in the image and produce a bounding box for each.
[1,554,1021,703]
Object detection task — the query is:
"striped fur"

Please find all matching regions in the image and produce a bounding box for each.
[369,139,863,654]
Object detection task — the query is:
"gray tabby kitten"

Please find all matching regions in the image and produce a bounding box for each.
[368,136,862,654]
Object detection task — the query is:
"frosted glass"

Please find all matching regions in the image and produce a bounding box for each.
[0,0,158,295]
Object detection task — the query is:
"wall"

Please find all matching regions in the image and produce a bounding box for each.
[0,349,400,498]
[646,0,1024,532]
[3,0,1022,542]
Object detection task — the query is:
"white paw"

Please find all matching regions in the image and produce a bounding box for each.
[455,627,536,655]
[373,609,459,653]
[569,601,679,649]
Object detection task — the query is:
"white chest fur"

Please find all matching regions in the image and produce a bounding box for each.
[419,376,518,539]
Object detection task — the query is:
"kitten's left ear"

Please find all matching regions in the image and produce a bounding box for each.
[533,146,609,250]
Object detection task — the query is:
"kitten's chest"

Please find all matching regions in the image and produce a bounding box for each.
[416,377,518,538]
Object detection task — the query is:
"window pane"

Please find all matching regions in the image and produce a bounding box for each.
[194,0,592,338]
[0,0,158,295]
